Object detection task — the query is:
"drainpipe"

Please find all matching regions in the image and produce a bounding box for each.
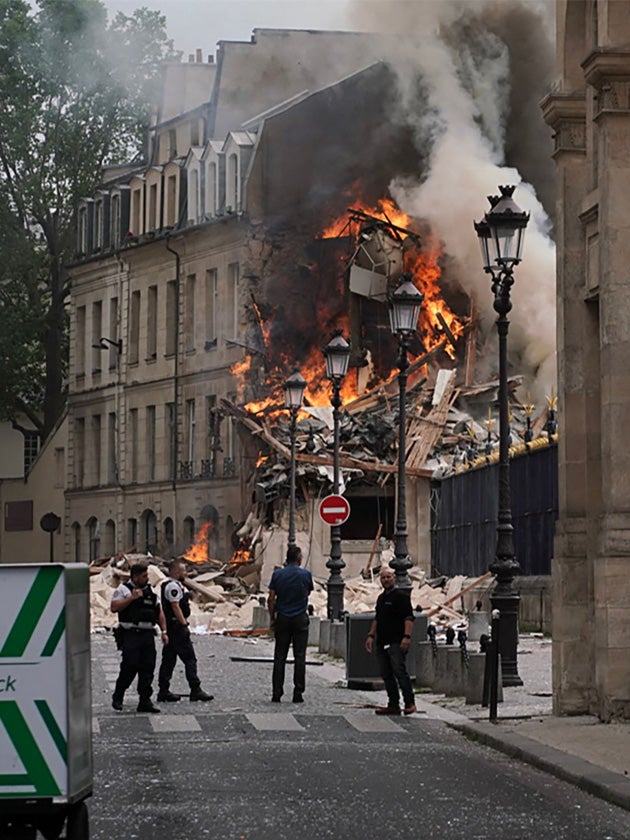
[165,237,181,500]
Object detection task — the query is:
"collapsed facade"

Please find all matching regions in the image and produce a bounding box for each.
[68,27,557,588]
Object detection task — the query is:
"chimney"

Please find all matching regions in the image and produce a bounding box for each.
[196,48,202,63]
[188,53,194,63]
[208,54,214,64]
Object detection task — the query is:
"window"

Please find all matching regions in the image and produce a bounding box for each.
[75,417,85,487]
[129,408,138,482]
[183,516,195,546]
[91,300,102,373]
[225,392,236,462]
[189,169,199,224]
[205,269,217,346]
[166,174,177,226]
[111,193,121,248]
[88,517,100,562]
[147,285,157,360]
[227,263,239,338]
[109,297,118,370]
[227,153,238,211]
[207,163,216,216]
[129,290,140,364]
[92,414,101,486]
[76,306,86,376]
[205,395,220,477]
[166,402,176,479]
[166,280,177,356]
[148,183,157,230]
[72,522,81,563]
[191,120,200,146]
[107,412,116,484]
[146,405,156,481]
[131,188,141,236]
[94,200,103,250]
[185,274,196,352]
[168,129,177,159]
[104,520,116,556]
[164,517,174,549]
[128,518,138,550]
[78,206,88,254]
[186,399,196,463]
[23,431,39,474]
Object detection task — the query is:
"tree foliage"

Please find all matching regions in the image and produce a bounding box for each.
[0,0,179,438]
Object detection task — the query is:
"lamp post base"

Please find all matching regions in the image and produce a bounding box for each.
[327,577,345,622]
[490,588,523,687]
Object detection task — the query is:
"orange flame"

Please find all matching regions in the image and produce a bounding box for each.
[183,522,213,565]
[229,547,253,565]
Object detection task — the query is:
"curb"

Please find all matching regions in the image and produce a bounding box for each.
[448,720,630,813]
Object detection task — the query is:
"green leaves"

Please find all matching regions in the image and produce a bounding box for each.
[0,0,179,438]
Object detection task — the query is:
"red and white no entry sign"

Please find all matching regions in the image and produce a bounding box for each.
[319,494,351,526]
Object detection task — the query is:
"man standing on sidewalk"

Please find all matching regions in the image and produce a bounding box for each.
[111,563,168,713]
[268,546,313,703]
[365,567,416,716]
[157,559,213,703]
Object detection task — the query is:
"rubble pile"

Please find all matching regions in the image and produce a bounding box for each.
[224,366,558,510]
[89,552,494,636]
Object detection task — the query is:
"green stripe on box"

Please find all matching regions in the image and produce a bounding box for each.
[0,701,60,796]
[41,608,65,657]
[34,699,67,762]
[0,567,62,658]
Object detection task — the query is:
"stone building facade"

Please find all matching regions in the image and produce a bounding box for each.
[542,1,630,719]
[67,31,433,572]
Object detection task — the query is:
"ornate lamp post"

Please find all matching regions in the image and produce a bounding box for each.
[322,330,351,620]
[474,184,529,687]
[283,369,307,548]
[388,274,424,591]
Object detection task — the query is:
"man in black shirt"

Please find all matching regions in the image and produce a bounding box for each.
[365,567,416,715]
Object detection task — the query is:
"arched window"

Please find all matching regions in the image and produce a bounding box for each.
[164,517,174,552]
[189,168,199,223]
[183,516,195,547]
[127,518,138,551]
[141,509,157,554]
[104,519,116,557]
[199,505,219,559]
[87,517,100,562]
[72,522,81,564]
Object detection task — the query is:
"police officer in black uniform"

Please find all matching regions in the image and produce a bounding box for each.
[157,559,213,702]
[111,563,168,713]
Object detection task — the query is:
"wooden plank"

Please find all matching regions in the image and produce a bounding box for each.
[426,571,493,617]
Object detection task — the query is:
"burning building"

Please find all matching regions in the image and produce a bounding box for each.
[66,16,556,577]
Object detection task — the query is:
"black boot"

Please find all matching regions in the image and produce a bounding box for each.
[190,687,214,702]
[157,690,181,702]
[137,699,161,713]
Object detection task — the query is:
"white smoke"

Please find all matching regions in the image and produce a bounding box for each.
[348,0,557,405]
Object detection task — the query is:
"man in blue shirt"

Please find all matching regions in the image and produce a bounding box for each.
[268,545,313,703]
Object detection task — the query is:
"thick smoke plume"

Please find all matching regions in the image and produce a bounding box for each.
[346,0,556,405]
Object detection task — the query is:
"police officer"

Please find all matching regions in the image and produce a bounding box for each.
[157,559,213,703]
[111,563,168,713]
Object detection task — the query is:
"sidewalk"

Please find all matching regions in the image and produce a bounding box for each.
[413,633,630,813]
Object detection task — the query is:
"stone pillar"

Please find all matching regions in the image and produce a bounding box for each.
[541,76,593,715]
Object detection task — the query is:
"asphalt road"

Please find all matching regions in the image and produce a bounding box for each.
[88,632,630,840]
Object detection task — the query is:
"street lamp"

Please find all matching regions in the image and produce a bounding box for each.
[388,275,424,591]
[474,184,529,688]
[283,369,307,548]
[322,330,351,620]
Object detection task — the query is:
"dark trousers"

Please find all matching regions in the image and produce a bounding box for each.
[376,643,414,708]
[158,624,200,692]
[113,629,156,702]
[272,612,309,698]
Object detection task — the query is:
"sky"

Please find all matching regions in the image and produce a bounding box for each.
[102,0,356,52]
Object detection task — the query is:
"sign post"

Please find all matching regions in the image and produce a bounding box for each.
[319,494,351,527]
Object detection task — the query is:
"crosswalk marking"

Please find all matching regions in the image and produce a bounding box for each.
[344,713,404,733]
[149,715,201,733]
[246,713,305,732]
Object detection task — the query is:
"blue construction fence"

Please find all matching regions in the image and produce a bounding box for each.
[430,443,558,578]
